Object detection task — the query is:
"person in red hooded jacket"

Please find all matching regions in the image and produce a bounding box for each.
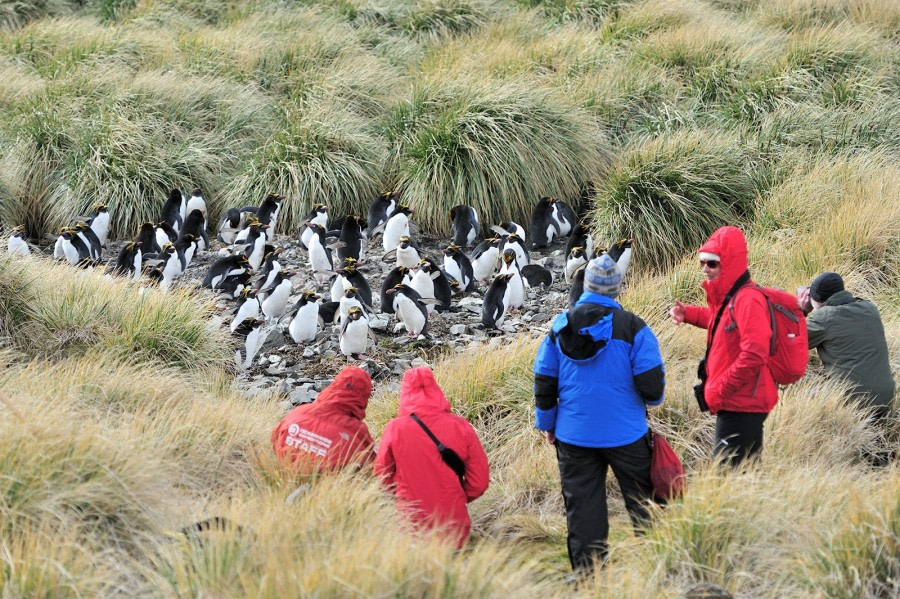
[271,365,375,474]
[669,226,778,466]
[375,367,490,548]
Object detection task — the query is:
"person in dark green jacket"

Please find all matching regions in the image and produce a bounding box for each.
[798,272,895,416]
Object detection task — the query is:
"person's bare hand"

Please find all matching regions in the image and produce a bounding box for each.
[669,299,686,325]
[545,431,556,445]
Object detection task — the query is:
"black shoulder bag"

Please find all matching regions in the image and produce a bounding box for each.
[694,271,751,412]
[410,413,466,488]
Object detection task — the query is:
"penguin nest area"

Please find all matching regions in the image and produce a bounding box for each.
[108,231,574,387]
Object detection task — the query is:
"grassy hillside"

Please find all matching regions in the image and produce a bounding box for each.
[0,0,898,596]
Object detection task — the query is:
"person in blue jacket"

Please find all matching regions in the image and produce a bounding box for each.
[533,252,666,572]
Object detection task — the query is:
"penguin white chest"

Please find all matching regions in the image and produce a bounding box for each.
[340,318,369,356]
[410,271,436,313]
[395,294,426,336]
[262,282,292,320]
[290,303,319,343]
[231,299,261,333]
[443,256,462,284]
[382,215,409,253]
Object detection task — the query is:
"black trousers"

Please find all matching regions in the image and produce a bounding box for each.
[555,437,653,571]
[713,410,768,467]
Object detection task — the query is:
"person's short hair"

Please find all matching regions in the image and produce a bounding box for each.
[583,253,622,297]
[810,272,844,303]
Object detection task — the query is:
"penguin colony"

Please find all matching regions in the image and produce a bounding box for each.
[5,191,633,369]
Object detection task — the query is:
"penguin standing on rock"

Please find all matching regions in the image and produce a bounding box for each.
[155,221,178,252]
[471,235,502,284]
[380,266,411,314]
[339,287,371,326]
[337,215,367,263]
[305,222,334,289]
[340,306,371,358]
[173,233,198,275]
[482,273,515,329]
[380,205,413,254]
[299,204,328,250]
[217,208,248,245]
[255,247,284,298]
[230,288,261,333]
[234,317,265,371]
[260,270,295,322]
[449,205,479,247]
[529,196,559,250]
[498,249,526,311]
[389,236,421,269]
[288,291,321,344]
[386,283,430,338]
[367,191,398,237]
[441,244,474,293]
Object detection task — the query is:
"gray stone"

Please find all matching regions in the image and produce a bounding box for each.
[531,312,550,324]
[410,357,429,368]
[450,324,468,335]
[290,387,318,405]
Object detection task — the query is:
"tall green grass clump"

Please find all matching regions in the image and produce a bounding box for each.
[0,68,273,239]
[223,100,388,234]
[0,0,73,31]
[590,130,758,270]
[384,76,612,234]
[403,0,489,40]
[0,254,231,369]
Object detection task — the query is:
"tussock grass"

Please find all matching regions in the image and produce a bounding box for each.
[590,130,758,271]
[796,475,900,597]
[385,75,612,234]
[752,0,900,38]
[0,0,72,32]
[0,254,231,368]
[222,100,388,235]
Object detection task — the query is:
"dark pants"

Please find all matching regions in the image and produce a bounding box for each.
[713,411,768,467]
[555,437,653,571]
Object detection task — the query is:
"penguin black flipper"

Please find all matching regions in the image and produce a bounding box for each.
[529,196,557,249]
[161,188,185,231]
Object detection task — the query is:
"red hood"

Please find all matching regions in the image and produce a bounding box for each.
[306,365,371,420]
[699,226,749,307]
[398,367,451,416]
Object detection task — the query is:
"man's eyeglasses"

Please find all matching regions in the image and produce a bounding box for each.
[699,259,720,269]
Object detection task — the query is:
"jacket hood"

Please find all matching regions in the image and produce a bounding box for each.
[306,365,371,420]
[398,367,451,416]
[699,226,749,306]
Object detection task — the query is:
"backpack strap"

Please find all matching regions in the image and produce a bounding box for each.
[726,283,778,356]
[409,413,466,487]
[704,271,751,360]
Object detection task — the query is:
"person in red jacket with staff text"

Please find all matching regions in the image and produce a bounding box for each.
[669,226,779,466]
[375,367,490,548]
[271,365,375,474]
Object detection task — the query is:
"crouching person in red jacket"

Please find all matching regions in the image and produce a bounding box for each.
[375,367,490,548]
[271,365,375,474]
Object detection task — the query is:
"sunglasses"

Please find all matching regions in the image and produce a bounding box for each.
[699,259,720,269]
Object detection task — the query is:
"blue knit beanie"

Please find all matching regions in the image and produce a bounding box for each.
[583,253,622,297]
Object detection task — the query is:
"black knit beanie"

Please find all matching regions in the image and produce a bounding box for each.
[810,272,844,302]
